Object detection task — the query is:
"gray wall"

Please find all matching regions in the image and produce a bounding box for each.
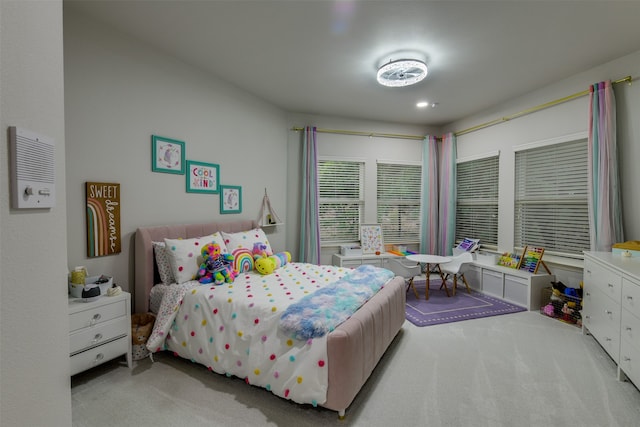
[63,9,289,300]
[0,1,72,425]
[446,49,640,286]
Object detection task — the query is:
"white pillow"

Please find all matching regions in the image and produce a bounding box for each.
[152,241,174,285]
[164,233,226,284]
[222,228,272,254]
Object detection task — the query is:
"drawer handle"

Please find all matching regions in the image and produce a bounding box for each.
[586,270,591,274]
[623,356,631,362]
[608,283,614,288]
[90,313,102,325]
[92,333,103,344]
[605,337,612,342]
[94,353,104,363]
[625,326,632,332]
[604,310,612,315]
[585,292,591,297]
[626,295,633,301]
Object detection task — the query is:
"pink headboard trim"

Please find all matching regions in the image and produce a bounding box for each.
[134,219,258,313]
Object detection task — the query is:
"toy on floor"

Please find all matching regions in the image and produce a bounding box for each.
[196,243,237,285]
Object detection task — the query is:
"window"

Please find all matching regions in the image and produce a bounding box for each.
[376,161,422,243]
[317,159,364,245]
[456,155,499,247]
[514,138,589,256]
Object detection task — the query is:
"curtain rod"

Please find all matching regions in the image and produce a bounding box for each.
[291,75,633,140]
[455,75,633,136]
[289,127,425,141]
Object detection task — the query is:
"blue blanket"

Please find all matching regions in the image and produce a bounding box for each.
[279,264,394,340]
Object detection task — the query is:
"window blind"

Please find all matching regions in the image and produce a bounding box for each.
[318,160,364,244]
[514,138,589,255]
[377,162,422,243]
[456,155,499,246]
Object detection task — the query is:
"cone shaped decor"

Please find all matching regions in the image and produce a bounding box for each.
[257,188,282,227]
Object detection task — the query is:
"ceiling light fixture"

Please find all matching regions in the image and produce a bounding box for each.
[377,57,428,87]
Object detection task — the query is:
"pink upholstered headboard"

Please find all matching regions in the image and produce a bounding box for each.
[134,219,258,313]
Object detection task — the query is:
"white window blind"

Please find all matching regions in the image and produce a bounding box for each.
[318,159,364,245]
[456,155,499,247]
[377,162,422,243]
[514,138,589,255]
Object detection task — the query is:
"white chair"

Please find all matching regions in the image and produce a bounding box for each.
[439,252,474,296]
[387,258,422,299]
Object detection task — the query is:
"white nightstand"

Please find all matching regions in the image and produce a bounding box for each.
[68,291,132,376]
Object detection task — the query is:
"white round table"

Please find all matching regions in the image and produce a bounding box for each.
[405,254,452,300]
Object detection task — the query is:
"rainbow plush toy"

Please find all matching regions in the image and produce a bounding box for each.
[254,251,291,275]
[232,248,254,273]
[196,243,237,285]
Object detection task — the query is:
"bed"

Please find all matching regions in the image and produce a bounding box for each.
[134,220,406,418]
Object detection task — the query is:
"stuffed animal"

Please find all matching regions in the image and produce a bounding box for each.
[196,243,237,285]
[252,241,271,259]
[254,251,291,275]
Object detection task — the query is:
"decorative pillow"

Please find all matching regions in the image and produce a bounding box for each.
[222,228,272,254]
[152,241,174,285]
[164,233,226,284]
[232,248,255,273]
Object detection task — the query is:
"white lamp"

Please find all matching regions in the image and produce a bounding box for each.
[377,58,428,87]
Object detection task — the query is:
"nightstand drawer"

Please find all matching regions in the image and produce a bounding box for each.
[69,299,127,332]
[70,336,129,376]
[70,316,129,355]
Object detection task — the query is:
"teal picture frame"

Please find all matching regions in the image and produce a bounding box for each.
[151,135,185,174]
[186,160,220,193]
[220,185,242,214]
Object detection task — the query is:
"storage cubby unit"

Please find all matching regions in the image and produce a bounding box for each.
[471,260,555,310]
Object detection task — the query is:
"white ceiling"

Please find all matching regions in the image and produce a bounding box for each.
[65,0,640,126]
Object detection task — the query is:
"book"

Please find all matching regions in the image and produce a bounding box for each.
[456,238,480,252]
[498,252,521,269]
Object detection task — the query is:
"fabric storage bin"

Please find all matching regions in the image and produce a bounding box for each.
[131,313,156,360]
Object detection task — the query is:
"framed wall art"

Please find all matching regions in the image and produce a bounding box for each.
[220,185,242,214]
[85,182,121,257]
[360,223,384,254]
[151,135,185,174]
[186,160,220,193]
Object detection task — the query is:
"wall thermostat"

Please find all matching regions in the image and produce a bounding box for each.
[9,126,56,209]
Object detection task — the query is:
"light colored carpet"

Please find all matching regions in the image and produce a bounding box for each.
[71,311,640,427]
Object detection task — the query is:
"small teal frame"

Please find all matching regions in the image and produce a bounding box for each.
[151,135,185,174]
[220,185,242,214]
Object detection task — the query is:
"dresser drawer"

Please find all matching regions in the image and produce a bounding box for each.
[70,316,129,355]
[584,259,622,301]
[621,278,640,316]
[69,299,127,332]
[583,287,620,361]
[620,337,640,390]
[70,336,129,376]
[621,308,640,347]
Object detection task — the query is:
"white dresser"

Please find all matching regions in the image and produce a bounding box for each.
[68,291,132,376]
[583,251,640,388]
[332,252,398,268]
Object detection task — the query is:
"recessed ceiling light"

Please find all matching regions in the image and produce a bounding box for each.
[416,101,429,108]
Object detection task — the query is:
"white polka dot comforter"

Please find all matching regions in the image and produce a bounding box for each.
[146,262,361,407]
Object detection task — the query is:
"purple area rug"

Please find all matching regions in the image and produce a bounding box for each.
[405,279,526,327]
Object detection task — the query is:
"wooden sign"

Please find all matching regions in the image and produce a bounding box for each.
[85,182,121,257]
